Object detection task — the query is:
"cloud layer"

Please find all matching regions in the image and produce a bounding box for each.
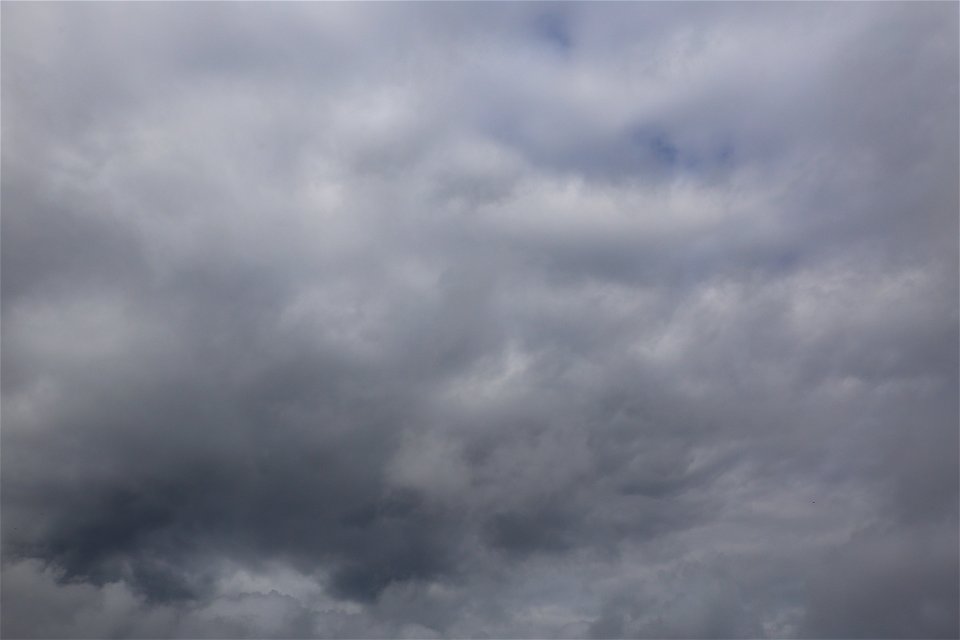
[2,3,958,638]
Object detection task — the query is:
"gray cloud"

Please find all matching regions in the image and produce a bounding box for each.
[2,2,957,638]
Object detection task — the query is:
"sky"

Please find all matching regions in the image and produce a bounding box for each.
[1,2,958,638]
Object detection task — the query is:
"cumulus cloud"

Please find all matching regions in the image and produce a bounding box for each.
[2,3,957,638]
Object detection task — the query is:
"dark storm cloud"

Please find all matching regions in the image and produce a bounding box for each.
[2,2,957,638]
[801,523,959,638]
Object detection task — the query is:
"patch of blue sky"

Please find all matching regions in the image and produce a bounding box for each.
[632,126,736,175]
[531,10,573,55]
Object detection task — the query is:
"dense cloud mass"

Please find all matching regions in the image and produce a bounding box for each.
[2,3,958,638]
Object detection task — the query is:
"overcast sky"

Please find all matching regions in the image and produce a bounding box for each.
[2,3,958,638]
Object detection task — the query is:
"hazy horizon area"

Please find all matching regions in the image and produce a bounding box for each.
[2,2,958,638]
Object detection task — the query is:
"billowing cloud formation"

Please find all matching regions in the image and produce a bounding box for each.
[2,3,957,638]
